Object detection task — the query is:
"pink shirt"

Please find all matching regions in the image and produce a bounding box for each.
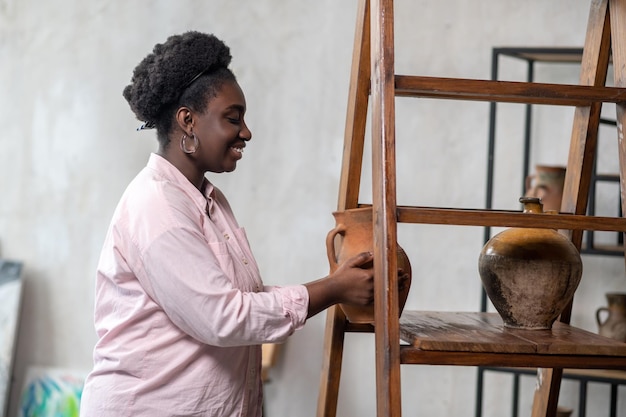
[80,153,309,417]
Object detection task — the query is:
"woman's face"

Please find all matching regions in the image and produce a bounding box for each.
[193,80,252,173]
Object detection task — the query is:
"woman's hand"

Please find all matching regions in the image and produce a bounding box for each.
[330,251,375,306]
[304,251,409,319]
[305,251,374,318]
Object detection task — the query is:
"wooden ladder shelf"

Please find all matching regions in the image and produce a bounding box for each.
[316,1,626,416]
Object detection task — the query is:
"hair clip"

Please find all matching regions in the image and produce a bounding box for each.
[137,121,156,131]
[182,65,216,90]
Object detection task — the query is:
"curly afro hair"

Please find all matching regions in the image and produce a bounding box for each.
[123,31,237,146]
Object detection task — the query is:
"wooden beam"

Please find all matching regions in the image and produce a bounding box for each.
[394,75,626,105]
[370,0,402,416]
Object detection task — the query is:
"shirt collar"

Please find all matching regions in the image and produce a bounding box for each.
[201,178,216,218]
[147,153,215,217]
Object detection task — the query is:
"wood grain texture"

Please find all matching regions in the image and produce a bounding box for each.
[395,205,626,231]
[337,0,371,212]
[399,311,626,356]
[370,0,402,415]
[316,1,369,416]
[533,1,612,415]
[394,75,626,105]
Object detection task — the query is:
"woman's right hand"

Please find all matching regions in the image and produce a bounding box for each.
[304,251,374,318]
[330,251,375,306]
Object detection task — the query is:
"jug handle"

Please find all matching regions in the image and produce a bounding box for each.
[596,306,610,327]
[326,224,346,270]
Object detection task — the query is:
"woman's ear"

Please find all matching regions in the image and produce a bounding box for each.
[175,107,194,134]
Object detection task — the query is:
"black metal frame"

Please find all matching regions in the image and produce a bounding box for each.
[480,367,623,417]
[475,46,624,417]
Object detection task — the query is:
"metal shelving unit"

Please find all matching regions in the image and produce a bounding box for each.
[476,46,626,417]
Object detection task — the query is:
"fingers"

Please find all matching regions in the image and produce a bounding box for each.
[398,271,410,292]
[345,251,374,268]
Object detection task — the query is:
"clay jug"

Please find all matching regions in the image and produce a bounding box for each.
[326,207,412,324]
[524,165,566,212]
[478,197,583,329]
[556,406,573,417]
[596,292,626,342]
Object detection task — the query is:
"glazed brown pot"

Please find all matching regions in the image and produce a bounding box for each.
[326,207,412,324]
[596,292,626,342]
[478,197,582,330]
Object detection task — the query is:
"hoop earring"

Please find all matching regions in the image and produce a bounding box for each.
[180,133,199,154]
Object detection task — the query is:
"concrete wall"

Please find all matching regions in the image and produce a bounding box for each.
[1,0,624,416]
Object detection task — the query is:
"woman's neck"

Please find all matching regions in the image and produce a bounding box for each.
[157,147,204,190]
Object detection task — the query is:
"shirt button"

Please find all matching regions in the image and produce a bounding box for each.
[224,234,230,240]
[242,258,248,265]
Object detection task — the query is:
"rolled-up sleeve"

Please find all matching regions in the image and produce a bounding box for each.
[265,285,309,331]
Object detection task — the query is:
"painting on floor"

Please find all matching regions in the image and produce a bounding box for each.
[0,260,24,417]
[18,367,87,417]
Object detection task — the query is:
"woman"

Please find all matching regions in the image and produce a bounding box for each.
[80,31,376,416]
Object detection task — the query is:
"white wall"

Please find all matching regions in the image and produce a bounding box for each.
[1,0,625,416]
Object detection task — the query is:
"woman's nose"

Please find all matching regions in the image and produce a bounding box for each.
[240,121,252,141]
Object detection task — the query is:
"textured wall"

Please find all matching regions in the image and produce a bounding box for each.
[1,0,624,416]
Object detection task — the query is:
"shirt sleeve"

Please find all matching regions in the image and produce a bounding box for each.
[136,226,309,347]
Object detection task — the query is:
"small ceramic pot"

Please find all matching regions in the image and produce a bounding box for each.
[596,292,626,342]
[326,207,412,324]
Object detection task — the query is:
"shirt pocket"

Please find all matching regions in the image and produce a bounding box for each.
[207,241,236,285]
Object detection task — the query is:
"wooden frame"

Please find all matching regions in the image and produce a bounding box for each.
[317,1,626,416]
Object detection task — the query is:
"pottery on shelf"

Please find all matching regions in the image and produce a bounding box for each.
[596,292,626,342]
[326,207,412,324]
[556,406,574,417]
[524,164,567,212]
[478,197,583,330]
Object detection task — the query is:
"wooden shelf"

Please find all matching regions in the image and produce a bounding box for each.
[318,2,626,417]
[492,47,585,63]
[398,311,626,368]
[393,206,626,231]
[486,366,626,382]
[354,205,626,231]
[394,75,626,105]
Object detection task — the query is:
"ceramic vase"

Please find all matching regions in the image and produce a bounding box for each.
[478,197,583,329]
[556,406,573,417]
[596,292,626,342]
[326,207,412,324]
[524,164,567,212]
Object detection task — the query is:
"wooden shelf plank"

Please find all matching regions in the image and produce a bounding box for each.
[394,75,626,105]
[398,312,626,368]
[485,366,626,382]
[563,368,626,380]
[399,349,626,369]
[493,47,585,63]
[395,206,626,231]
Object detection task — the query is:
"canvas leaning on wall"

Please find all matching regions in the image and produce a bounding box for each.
[0,260,24,417]
[18,367,87,417]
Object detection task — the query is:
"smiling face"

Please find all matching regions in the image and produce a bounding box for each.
[163,78,253,188]
[193,80,252,173]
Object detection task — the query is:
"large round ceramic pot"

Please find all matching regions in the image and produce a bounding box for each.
[326,207,412,324]
[478,197,582,330]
